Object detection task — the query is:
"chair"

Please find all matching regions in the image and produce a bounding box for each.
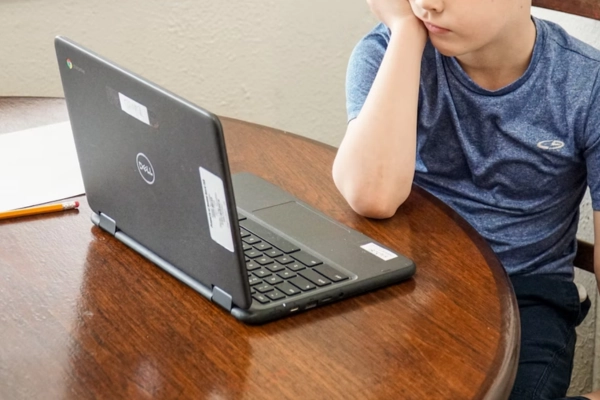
[533,0,600,275]
[533,0,600,20]
[574,240,595,274]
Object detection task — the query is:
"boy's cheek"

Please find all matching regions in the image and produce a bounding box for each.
[408,0,420,16]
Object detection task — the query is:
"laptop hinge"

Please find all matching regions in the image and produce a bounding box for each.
[99,212,117,235]
[212,286,233,311]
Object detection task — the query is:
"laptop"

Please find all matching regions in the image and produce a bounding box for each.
[54,36,416,324]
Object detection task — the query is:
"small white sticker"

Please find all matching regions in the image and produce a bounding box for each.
[360,243,398,261]
[119,92,150,125]
[199,167,234,252]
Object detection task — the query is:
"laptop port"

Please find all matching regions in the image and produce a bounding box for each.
[289,307,299,313]
[305,302,317,310]
[320,297,332,303]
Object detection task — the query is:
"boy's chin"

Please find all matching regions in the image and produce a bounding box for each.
[429,37,465,58]
[433,47,456,57]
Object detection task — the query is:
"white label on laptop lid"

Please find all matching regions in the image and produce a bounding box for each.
[118,92,150,125]
[360,243,398,261]
[199,167,234,252]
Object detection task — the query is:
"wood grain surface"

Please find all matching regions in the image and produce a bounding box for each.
[0,97,519,399]
[533,0,600,20]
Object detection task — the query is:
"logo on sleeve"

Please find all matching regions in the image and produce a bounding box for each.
[537,140,565,150]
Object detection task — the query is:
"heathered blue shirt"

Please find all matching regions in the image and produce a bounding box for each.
[346,18,600,278]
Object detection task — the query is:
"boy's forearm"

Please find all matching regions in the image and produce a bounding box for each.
[333,20,426,218]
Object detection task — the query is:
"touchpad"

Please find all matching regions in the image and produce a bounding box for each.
[253,201,355,250]
[252,201,408,275]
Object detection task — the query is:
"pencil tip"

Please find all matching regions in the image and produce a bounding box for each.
[75,201,80,208]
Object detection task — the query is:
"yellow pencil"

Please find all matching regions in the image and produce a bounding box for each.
[0,201,80,221]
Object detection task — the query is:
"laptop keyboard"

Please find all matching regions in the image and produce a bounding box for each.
[238,217,350,305]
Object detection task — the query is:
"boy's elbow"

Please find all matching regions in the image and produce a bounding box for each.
[344,187,410,219]
[332,162,412,219]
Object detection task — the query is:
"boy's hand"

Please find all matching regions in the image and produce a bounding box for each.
[367,0,425,36]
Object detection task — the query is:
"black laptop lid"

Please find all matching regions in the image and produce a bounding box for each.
[55,36,251,309]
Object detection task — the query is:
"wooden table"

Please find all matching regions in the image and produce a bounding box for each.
[0,97,519,399]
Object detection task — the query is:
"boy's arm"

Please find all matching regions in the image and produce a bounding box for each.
[333,3,426,219]
[593,211,600,292]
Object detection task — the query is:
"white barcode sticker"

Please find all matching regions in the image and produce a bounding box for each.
[119,92,150,125]
[360,243,398,261]
[199,167,234,252]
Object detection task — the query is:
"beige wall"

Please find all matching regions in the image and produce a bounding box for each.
[0,0,377,146]
[2,0,599,393]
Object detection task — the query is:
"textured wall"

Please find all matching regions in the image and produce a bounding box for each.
[0,0,377,146]
[2,0,599,392]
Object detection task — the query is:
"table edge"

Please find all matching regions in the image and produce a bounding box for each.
[223,112,520,398]
[2,97,519,398]
[413,186,520,399]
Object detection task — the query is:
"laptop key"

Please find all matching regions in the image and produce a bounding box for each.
[265,275,284,285]
[299,269,331,287]
[313,264,350,282]
[253,268,272,278]
[277,269,297,279]
[286,262,306,272]
[264,249,283,258]
[256,256,274,266]
[248,276,262,286]
[275,255,294,264]
[239,219,300,253]
[243,235,261,245]
[276,282,302,296]
[254,242,272,251]
[240,228,250,238]
[246,261,260,271]
[289,276,316,291]
[245,249,263,259]
[266,289,286,301]
[252,294,270,304]
[291,251,323,267]
[265,262,285,273]
[256,283,274,293]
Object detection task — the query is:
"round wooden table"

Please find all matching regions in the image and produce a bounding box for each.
[0,97,519,399]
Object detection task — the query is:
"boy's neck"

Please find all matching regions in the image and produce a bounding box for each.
[456,17,537,91]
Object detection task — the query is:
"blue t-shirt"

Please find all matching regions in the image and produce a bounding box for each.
[346,18,600,278]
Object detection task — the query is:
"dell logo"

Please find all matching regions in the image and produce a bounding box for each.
[136,153,155,185]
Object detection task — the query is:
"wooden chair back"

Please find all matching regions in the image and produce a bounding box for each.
[532,0,600,20]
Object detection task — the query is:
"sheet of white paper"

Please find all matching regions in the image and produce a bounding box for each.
[0,121,85,212]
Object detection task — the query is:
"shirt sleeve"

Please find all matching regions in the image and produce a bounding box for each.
[583,70,600,210]
[345,23,390,122]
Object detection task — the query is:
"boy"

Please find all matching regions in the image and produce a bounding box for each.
[332,0,600,398]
